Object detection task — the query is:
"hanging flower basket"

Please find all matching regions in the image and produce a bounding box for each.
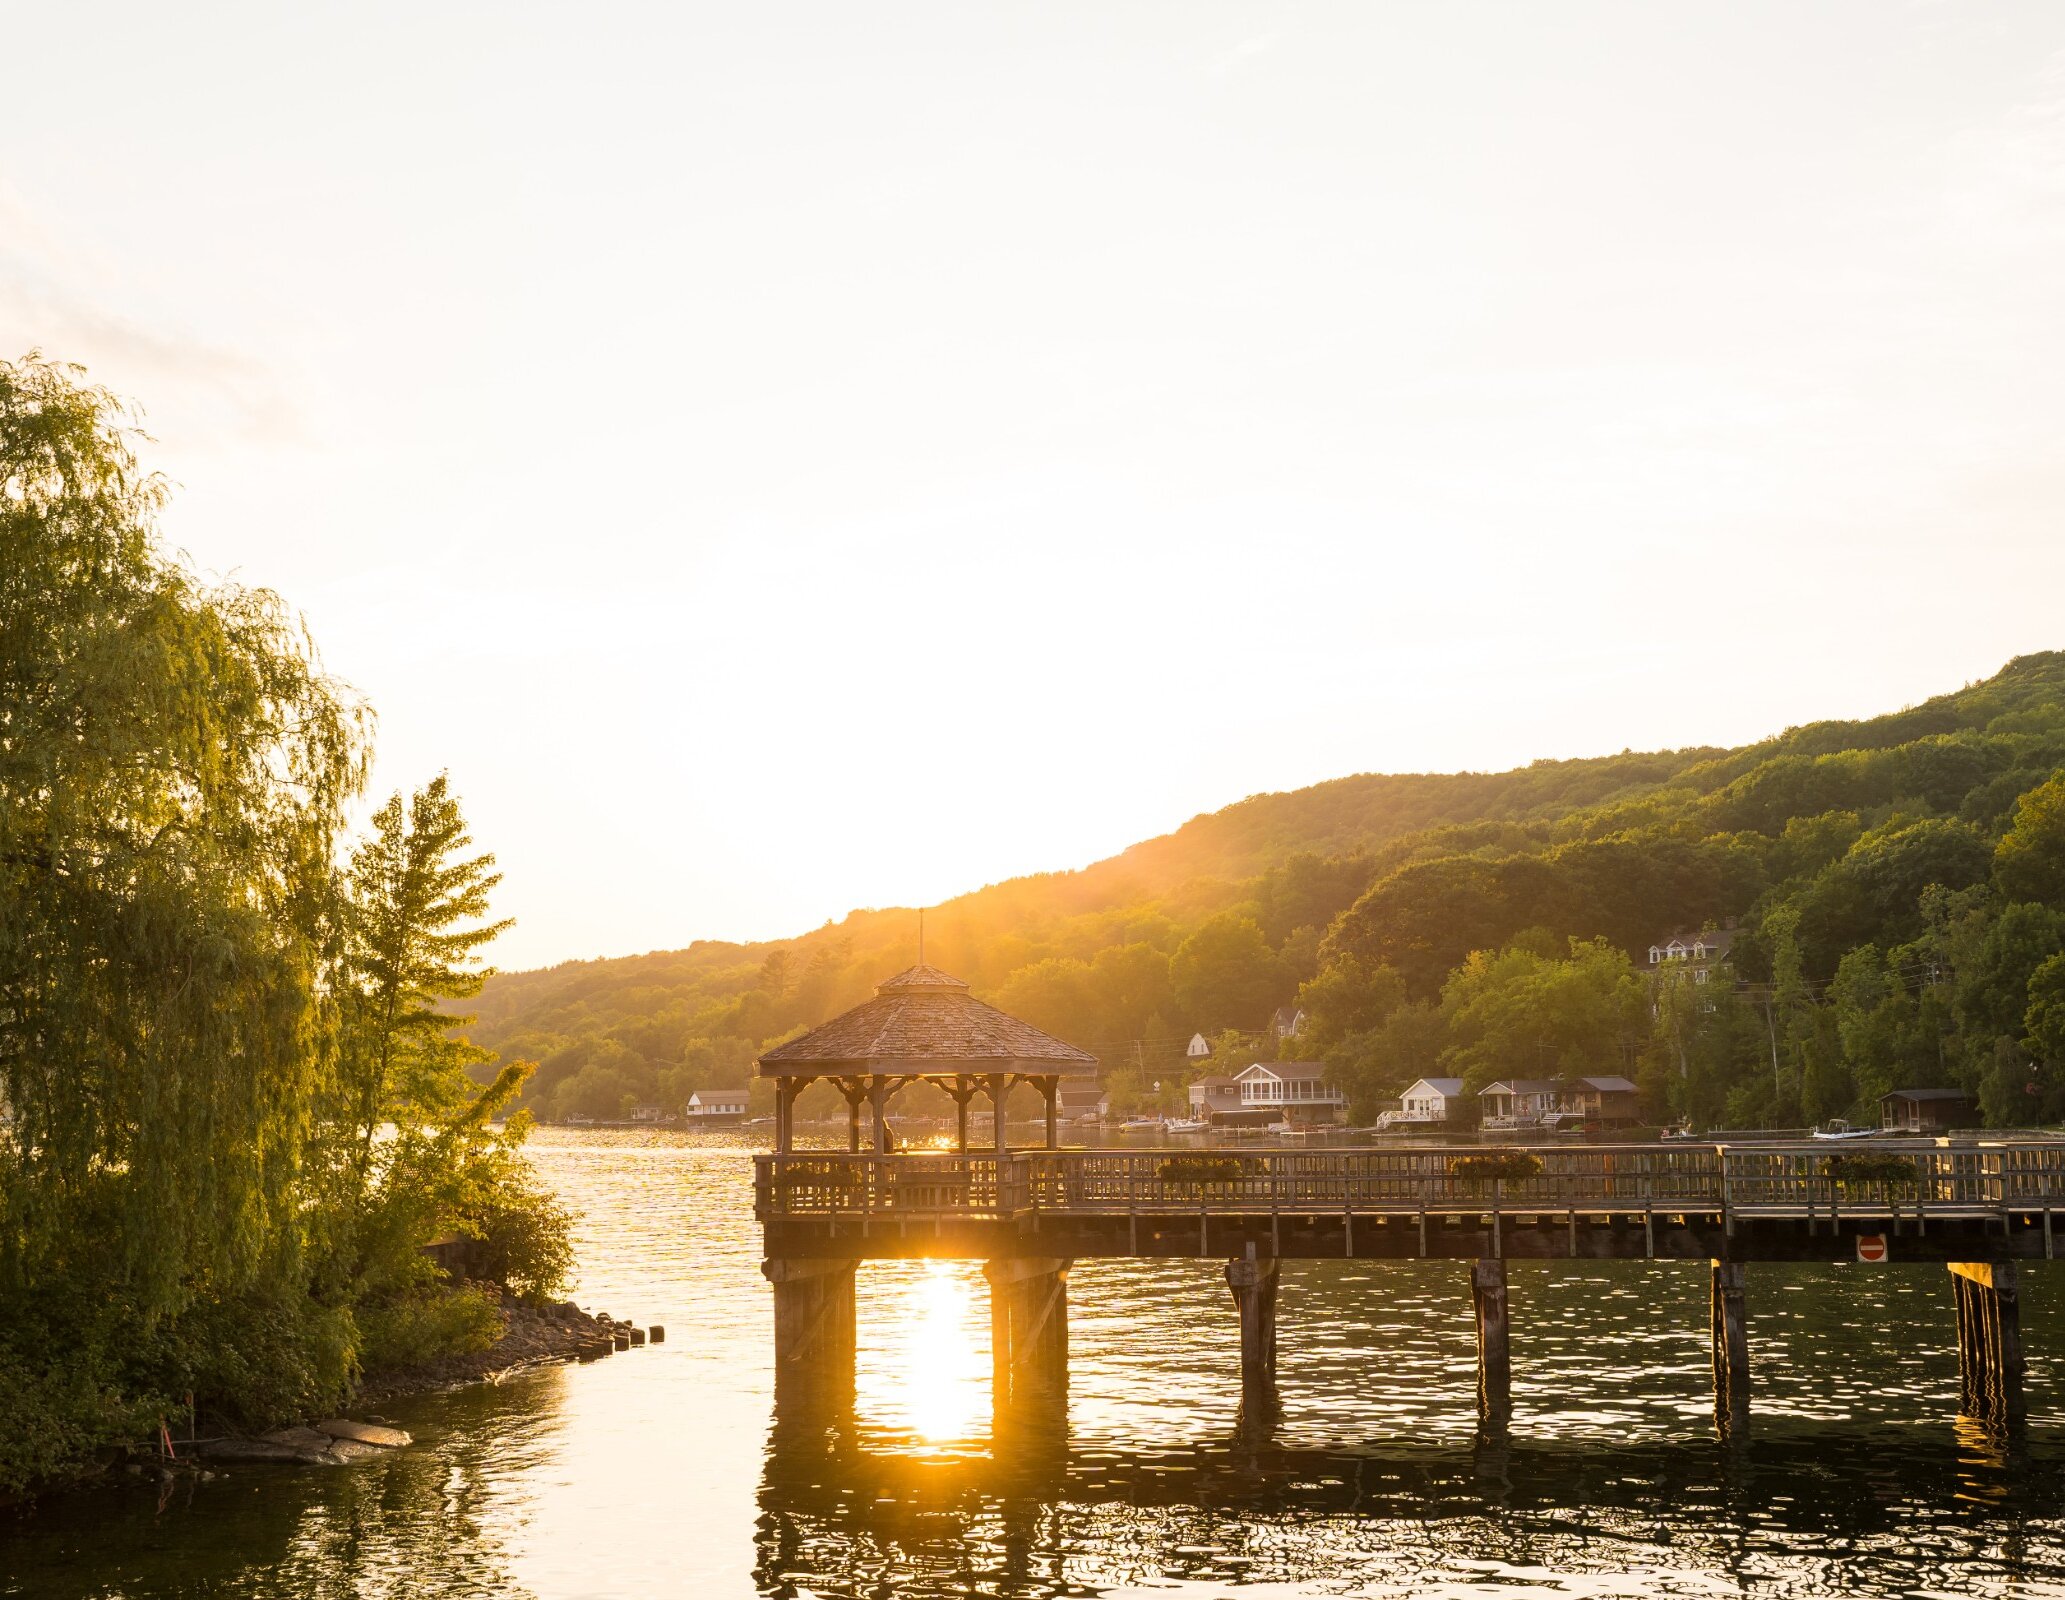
[1450,1152,1544,1184]
[1157,1155,1256,1195]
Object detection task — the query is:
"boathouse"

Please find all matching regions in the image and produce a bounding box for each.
[1881,1088,1981,1134]
[755,963,1098,1153]
[687,1088,749,1124]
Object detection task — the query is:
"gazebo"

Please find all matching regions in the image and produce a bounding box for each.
[756,963,1098,1153]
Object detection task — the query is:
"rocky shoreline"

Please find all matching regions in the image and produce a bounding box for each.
[351,1290,662,1408]
[188,1290,662,1471]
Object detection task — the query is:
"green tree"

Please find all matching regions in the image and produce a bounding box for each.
[1170,913,1288,1032]
[1996,772,2065,904]
[1439,937,1647,1092]
[0,353,368,1320]
[342,775,512,1188]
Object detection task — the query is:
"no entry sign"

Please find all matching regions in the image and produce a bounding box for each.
[1857,1233,1889,1263]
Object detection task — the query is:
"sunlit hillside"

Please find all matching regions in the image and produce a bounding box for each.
[471,651,2065,1127]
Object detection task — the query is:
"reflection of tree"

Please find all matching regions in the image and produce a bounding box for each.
[757,1420,2065,1599]
[3,1380,555,1600]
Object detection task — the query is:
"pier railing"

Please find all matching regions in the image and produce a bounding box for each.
[754,1141,2065,1222]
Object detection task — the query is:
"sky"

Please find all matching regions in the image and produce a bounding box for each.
[6,2,2065,970]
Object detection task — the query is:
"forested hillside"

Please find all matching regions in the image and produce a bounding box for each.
[473,652,2065,1130]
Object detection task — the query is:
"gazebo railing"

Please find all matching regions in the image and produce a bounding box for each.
[756,1142,2065,1222]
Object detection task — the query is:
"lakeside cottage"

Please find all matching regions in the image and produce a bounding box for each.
[1395,1077,1468,1125]
[1479,1075,1643,1130]
[686,1088,750,1124]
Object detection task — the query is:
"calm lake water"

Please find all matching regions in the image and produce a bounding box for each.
[10,1127,2065,1598]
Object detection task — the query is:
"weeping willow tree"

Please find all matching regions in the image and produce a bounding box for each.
[0,352,370,1323]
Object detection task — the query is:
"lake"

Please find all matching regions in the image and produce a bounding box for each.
[8,1127,2065,1598]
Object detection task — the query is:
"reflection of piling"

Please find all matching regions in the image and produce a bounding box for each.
[985,1256,1070,1409]
[1225,1250,1280,1428]
[763,1258,857,1405]
[1709,1260,1750,1435]
[1471,1259,1510,1425]
[1950,1261,2025,1425]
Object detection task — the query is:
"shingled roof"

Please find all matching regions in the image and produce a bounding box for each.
[756,964,1099,1077]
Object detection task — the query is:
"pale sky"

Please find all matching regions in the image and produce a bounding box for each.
[7,3,2065,969]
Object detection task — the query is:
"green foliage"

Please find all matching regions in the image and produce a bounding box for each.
[0,355,571,1495]
[1170,913,1289,1034]
[1997,773,2065,904]
[1450,1152,1543,1182]
[0,352,369,1322]
[342,775,513,1178]
[357,1285,503,1373]
[1440,938,1648,1091]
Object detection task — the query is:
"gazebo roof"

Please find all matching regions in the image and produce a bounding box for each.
[756,963,1098,1078]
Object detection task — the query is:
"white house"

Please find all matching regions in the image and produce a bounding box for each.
[1396,1077,1467,1124]
[1231,1061,1347,1124]
[1186,1032,1214,1061]
[686,1088,750,1123]
[1477,1079,1562,1128]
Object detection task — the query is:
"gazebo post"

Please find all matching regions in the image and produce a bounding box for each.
[843,1079,863,1154]
[774,1079,794,1153]
[869,1077,892,1155]
[988,1073,1009,1155]
[950,1076,973,1154]
[1042,1075,1059,1150]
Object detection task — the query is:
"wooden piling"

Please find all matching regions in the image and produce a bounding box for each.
[1709,1259,1749,1432]
[985,1256,1070,1407]
[1950,1261,2025,1423]
[1225,1249,1281,1418]
[763,1257,857,1403]
[1471,1258,1511,1424]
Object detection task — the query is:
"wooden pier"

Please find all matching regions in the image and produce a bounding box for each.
[756,1140,2065,1431]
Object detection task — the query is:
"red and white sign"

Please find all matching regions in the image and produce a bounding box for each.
[1856,1234,1889,1263]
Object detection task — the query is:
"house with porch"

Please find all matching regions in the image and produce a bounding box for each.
[1394,1077,1468,1125]
[1229,1061,1348,1126]
[1478,1079,1563,1129]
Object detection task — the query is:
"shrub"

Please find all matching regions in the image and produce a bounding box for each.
[357,1285,504,1374]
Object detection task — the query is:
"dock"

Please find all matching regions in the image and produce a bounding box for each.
[756,1140,2065,1431]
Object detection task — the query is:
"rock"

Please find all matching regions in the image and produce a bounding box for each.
[321,1439,387,1463]
[201,1439,328,1464]
[648,1326,665,1343]
[315,1419,411,1449]
[260,1426,333,1453]
[628,1328,646,1347]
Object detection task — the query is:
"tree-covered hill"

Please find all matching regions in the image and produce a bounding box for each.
[472,652,2065,1128]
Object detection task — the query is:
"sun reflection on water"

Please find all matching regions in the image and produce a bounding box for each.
[860,1259,992,1451]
